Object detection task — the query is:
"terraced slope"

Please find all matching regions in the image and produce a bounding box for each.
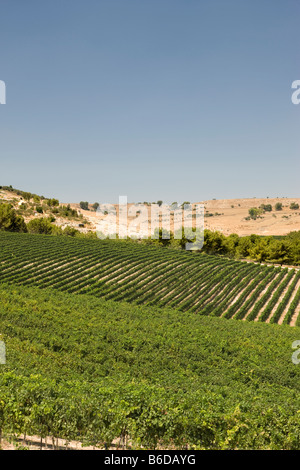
[1,232,300,325]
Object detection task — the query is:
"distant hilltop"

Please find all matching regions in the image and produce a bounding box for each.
[69,196,300,237]
[0,186,299,237]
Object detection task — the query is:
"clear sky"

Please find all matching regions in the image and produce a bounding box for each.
[0,0,299,204]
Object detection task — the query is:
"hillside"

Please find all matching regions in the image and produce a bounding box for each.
[1,187,300,237]
[201,197,300,236]
[74,197,300,237]
[0,187,93,233]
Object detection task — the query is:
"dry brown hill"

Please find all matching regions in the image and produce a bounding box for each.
[71,197,300,237]
[1,189,299,237]
[200,197,300,236]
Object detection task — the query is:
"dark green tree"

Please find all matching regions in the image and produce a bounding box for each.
[0,203,27,232]
[27,217,54,235]
[80,201,89,210]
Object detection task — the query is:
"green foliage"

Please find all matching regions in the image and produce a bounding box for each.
[80,201,89,211]
[275,202,283,211]
[57,204,78,218]
[203,229,227,254]
[22,192,32,202]
[0,203,27,233]
[27,217,54,235]
[0,230,300,448]
[63,226,80,237]
[248,207,264,220]
[0,283,300,449]
[92,202,99,211]
[46,198,59,207]
[0,232,299,326]
[35,206,43,214]
[260,204,272,212]
[153,227,173,246]
[290,202,299,210]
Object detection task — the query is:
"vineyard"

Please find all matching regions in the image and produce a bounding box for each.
[1,283,300,449]
[0,232,300,325]
[1,231,300,449]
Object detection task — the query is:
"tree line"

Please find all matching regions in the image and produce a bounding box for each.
[148,228,300,266]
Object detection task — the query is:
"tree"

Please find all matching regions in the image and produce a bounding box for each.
[260,204,272,212]
[63,226,80,237]
[0,203,27,232]
[80,201,89,211]
[92,202,100,212]
[23,192,32,202]
[224,233,240,256]
[275,202,283,211]
[46,198,59,207]
[247,238,269,262]
[235,237,252,258]
[248,207,263,220]
[266,240,288,265]
[290,202,299,210]
[203,229,227,254]
[153,227,172,246]
[27,218,54,235]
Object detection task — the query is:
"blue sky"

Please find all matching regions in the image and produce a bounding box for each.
[0,0,299,204]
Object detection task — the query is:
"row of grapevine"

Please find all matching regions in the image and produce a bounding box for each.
[0,231,300,324]
[1,282,300,450]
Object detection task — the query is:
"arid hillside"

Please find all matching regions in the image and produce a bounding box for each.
[70,197,300,237]
[200,197,300,236]
[1,188,299,237]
